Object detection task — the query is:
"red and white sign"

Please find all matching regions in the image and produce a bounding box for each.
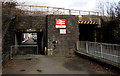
[60,29,67,35]
[56,19,66,28]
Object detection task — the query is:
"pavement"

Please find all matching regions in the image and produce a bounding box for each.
[2,55,107,74]
[22,38,37,45]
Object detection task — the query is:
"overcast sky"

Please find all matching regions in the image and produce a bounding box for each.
[7,0,120,11]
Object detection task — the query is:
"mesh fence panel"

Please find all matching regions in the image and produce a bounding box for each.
[76,41,120,67]
[10,45,38,59]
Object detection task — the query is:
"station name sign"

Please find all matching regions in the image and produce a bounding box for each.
[56,19,66,28]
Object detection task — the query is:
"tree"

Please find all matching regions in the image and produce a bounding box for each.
[97,1,120,44]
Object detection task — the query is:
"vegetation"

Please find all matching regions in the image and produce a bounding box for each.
[98,1,120,44]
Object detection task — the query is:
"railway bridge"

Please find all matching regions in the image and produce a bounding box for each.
[2,3,120,74]
[3,4,102,58]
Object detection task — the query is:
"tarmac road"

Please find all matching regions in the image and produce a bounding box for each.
[2,55,113,74]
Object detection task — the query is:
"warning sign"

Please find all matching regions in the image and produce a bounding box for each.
[56,19,66,28]
[60,29,67,34]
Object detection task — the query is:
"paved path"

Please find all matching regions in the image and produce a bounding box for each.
[22,38,37,45]
[3,55,107,74]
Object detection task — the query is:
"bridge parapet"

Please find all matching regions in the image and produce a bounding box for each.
[15,5,101,16]
[15,5,102,26]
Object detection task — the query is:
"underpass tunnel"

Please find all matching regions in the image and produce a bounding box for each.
[21,33,37,45]
[37,32,44,54]
[15,32,22,45]
[14,31,45,55]
[79,23,98,42]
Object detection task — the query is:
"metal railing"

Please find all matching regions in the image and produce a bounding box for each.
[76,41,120,67]
[10,45,38,59]
[15,5,101,16]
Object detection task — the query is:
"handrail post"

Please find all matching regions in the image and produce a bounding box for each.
[69,10,71,15]
[88,11,90,15]
[47,7,49,14]
[86,42,89,53]
[79,11,81,15]
[10,46,13,60]
[76,41,79,51]
[37,45,38,55]
[100,44,103,58]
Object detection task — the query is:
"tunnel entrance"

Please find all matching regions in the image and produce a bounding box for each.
[14,31,45,57]
[79,24,96,42]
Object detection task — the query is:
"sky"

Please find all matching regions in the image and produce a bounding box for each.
[6,0,120,11]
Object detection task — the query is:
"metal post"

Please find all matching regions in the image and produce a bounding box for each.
[88,11,90,15]
[97,12,99,16]
[98,18,101,27]
[100,44,103,58]
[94,30,97,42]
[57,8,59,15]
[47,7,49,14]
[86,42,89,53]
[53,8,54,14]
[69,10,71,15]
[10,46,13,60]
[88,11,91,22]
[63,8,65,15]
[44,47,47,55]
[29,6,31,15]
[76,41,79,51]
[37,45,38,55]
[79,11,81,15]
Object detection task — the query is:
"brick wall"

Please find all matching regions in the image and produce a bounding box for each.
[15,16,46,31]
[2,21,15,62]
[2,15,47,62]
[47,15,79,56]
[2,15,79,62]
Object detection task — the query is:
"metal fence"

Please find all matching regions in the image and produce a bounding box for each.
[15,5,101,16]
[76,41,120,67]
[10,45,38,59]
